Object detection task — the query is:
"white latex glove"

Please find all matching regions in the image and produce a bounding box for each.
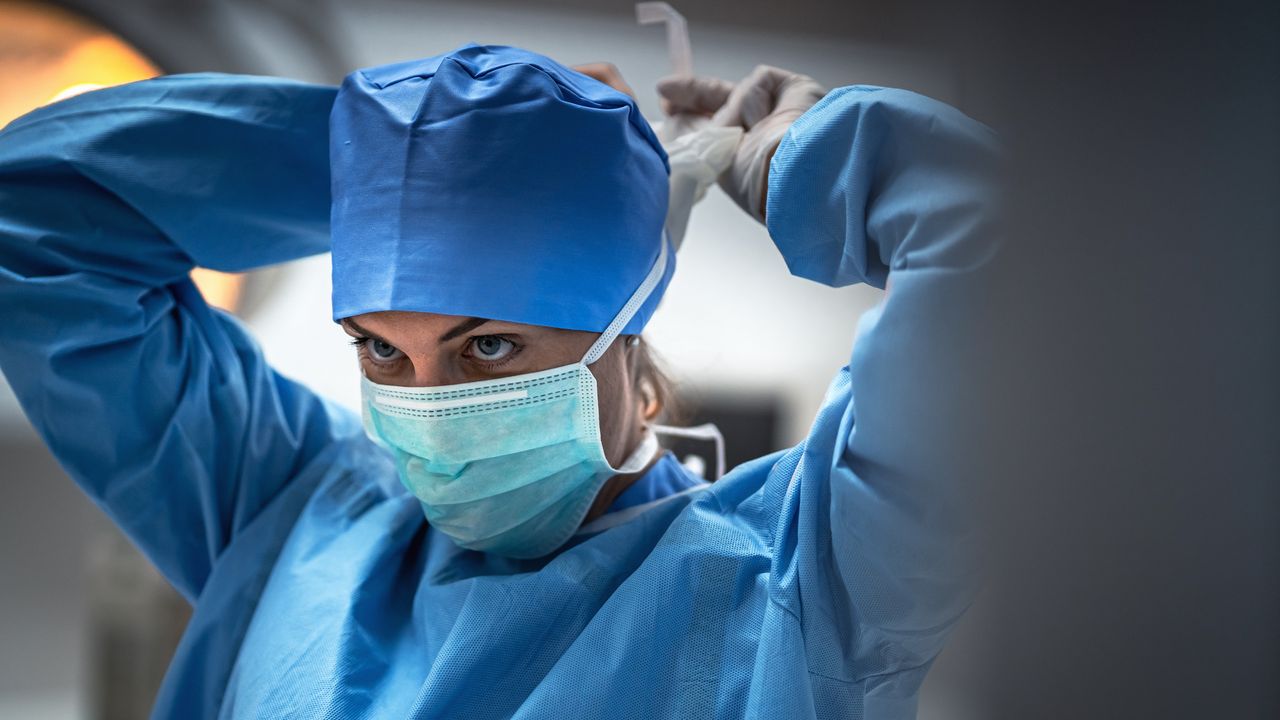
[658,66,827,223]
[658,122,742,250]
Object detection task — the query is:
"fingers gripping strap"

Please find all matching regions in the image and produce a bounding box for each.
[581,232,670,365]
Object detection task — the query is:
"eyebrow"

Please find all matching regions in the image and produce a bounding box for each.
[341,316,491,345]
[341,317,388,344]
[439,316,491,342]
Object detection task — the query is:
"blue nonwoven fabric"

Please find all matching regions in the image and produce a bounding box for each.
[329,44,674,334]
[0,73,998,719]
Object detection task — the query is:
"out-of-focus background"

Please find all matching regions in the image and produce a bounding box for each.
[2,1,1277,719]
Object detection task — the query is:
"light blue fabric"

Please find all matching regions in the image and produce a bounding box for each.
[330,45,673,334]
[360,359,656,558]
[0,73,998,719]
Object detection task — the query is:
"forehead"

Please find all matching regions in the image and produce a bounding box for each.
[341,311,591,343]
[345,310,477,333]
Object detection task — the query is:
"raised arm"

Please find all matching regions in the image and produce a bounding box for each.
[663,71,1000,708]
[768,85,999,286]
[769,84,999,698]
[0,74,355,600]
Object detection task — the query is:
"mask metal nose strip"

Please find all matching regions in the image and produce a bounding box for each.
[375,388,530,412]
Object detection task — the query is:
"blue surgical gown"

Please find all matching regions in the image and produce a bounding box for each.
[0,74,999,719]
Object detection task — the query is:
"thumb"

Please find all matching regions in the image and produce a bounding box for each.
[656,75,734,117]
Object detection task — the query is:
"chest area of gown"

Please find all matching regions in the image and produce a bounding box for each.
[223,488,778,718]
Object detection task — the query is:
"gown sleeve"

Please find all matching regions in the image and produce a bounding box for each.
[0,74,350,601]
[765,86,1000,696]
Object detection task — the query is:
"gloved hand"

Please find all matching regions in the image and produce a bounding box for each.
[657,66,826,223]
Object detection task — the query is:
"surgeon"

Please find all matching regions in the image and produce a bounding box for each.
[0,44,997,719]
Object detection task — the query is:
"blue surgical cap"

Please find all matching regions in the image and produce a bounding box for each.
[329,44,673,335]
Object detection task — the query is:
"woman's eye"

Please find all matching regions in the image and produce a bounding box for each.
[367,339,402,362]
[470,335,515,362]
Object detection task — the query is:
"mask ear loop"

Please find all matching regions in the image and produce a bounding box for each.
[581,233,671,366]
[582,234,671,475]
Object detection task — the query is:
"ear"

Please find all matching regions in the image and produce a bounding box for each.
[622,335,664,421]
[640,393,660,422]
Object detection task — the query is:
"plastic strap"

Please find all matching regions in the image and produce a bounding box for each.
[612,429,661,474]
[653,422,725,480]
[636,2,693,77]
[582,233,670,365]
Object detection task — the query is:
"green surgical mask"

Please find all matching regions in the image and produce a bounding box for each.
[361,242,669,558]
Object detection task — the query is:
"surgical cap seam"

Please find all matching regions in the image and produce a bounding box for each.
[362,56,666,167]
[522,66,670,169]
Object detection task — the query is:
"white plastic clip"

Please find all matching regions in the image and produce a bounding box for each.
[636,2,693,77]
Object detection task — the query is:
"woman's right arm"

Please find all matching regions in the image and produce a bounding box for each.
[0,74,354,600]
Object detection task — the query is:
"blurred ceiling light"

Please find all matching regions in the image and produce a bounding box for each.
[190,267,248,313]
[0,0,159,123]
[0,0,246,313]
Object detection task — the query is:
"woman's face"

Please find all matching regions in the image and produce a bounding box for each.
[341,311,647,471]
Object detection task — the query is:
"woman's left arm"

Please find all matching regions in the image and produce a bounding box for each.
[768,84,1000,690]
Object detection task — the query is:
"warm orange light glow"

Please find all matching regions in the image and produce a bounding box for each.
[0,1,160,125]
[0,0,247,313]
[190,268,247,313]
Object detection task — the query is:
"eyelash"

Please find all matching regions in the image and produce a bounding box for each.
[347,335,523,370]
[464,336,522,368]
[348,336,404,367]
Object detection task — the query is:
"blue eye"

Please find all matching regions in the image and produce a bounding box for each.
[470,336,514,361]
[367,338,401,361]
